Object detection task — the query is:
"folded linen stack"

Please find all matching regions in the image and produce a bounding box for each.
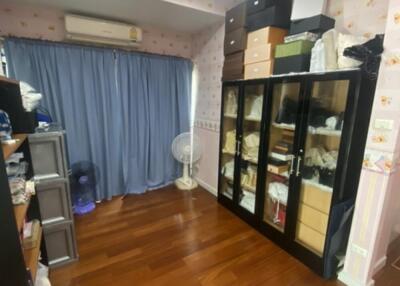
[19,81,43,112]
[242,132,260,161]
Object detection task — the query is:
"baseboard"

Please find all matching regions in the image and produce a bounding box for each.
[338,270,375,286]
[373,256,387,274]
[196,177,217,197]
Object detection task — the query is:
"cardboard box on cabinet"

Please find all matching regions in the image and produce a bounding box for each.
[225,2,247,33]
[246,3,292,32]
[289,14,335,36]
[275,40,315,58]
[291,0,327,21]
[273,54,311,74]
[247,27,287,49]
[223,52,244,80]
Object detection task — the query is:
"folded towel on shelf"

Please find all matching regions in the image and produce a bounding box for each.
[19,81,43,112]
[242,132,260,161]
[223,130,236,154]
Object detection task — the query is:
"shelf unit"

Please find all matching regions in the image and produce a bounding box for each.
[0,76,48,286]
[218,69,378,278]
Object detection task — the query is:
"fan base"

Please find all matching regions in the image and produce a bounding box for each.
[175,178,198,190]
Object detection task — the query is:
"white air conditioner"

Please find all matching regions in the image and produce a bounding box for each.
[65,14,142,48]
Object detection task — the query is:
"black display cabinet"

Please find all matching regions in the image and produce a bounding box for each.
[218,69,376,278]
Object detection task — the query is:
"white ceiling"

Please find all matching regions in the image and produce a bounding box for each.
[4,0,226,33]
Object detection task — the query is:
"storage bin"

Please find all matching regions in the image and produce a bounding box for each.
[275,40,315,58]
[273,54,311,74]
[289,14,335,36]
[247,26,287,48]
[224,28,247,55]
[223,52,244,80]
[246,5,291,32]
[291,0,327,21]
[244,44,274,64]
[246,0,276,15]
[245,60,274,79]
[225,2,247,33]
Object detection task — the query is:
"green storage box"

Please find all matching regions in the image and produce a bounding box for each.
[275,40,315,58]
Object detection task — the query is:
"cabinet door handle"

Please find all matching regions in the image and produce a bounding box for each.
[289,155,295,175]
[296,157,302,177]
[229,17,234,23]
[254,0,259,5]
[230,40,235,45]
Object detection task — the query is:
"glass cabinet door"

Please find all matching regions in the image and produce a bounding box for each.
[295,80,350,256]
[220,86,240,200]
[263,82,301,232]
[238,84,264,213]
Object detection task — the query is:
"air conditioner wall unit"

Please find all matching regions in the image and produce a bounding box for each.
[65,14,142,48]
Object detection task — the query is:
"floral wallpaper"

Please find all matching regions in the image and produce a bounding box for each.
[338,1,400,285]
[0,2,192,58]
[192,22,224,133]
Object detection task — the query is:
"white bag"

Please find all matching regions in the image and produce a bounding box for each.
[310,39,326,72]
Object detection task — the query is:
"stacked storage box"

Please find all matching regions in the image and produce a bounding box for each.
[244,27,287,79]
[223,3,247,80]
[246,0,292,32]
[273,0,335,74]
[243,0,292,79]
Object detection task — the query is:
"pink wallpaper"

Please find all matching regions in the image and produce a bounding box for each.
[339,0,400,284]
[0,2,192,58]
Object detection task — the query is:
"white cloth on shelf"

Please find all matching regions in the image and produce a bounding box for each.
[19,81,43,112]
[242,132,260,161]
[223,130,236,154]
[268,182,288,206]
[224,89,238,116]
[222,159,235,179]
[246,95,263,120]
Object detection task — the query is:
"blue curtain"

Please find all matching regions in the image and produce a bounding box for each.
[4,37,192,200]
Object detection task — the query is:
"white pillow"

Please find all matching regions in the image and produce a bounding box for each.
[337,33,368,69]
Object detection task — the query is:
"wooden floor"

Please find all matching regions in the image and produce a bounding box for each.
[375,236,400,286]
[51,186,341,286]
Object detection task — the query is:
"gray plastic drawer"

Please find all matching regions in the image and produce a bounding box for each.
[36,178,73,226]
[29,133,67,181]
[43,221,78,268]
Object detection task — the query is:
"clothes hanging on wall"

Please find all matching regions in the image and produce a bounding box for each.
[4,37,192,200]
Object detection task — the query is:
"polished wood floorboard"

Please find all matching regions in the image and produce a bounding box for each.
[374,236,400,286]
[51,186,341,286]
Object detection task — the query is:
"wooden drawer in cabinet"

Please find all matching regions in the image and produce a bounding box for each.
[245,44,274,64]
[224,28,247,56]
[298,203,328,235]
[36,178,73,226]
[247,27,287,49]
[300,183,332,214]
[296,222,326,255]
[225,2,247,33]
[244,60,273,79]
[44,221,78,268]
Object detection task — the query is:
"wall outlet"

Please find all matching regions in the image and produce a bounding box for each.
[374,119,394,130]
